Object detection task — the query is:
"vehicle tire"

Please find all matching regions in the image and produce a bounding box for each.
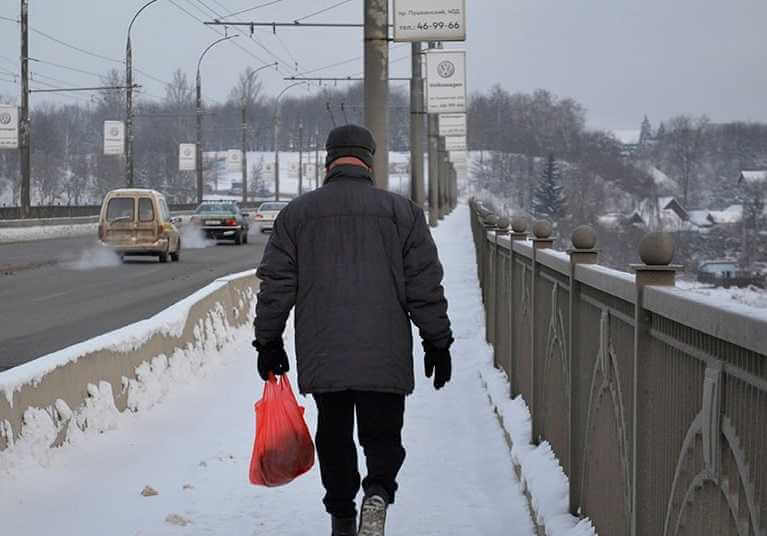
[170,240,181,262]
[234,230,243,245]
[158,250,169,263]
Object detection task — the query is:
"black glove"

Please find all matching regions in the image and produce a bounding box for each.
[423,340,452,390]
[253,338,290,381]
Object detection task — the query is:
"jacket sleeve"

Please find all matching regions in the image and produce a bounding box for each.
[254,209,297,343]
[403,208,453,349]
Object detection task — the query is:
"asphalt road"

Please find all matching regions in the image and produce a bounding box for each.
[0,228,268,372]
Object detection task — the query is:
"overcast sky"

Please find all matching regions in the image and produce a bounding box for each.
[0,0,765,130]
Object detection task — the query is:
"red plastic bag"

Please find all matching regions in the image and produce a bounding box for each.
[249,374,315,487]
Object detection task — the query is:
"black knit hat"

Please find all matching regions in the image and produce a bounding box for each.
[325,124,376,170]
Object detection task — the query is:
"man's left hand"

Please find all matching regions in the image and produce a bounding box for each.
[253,338,290,381]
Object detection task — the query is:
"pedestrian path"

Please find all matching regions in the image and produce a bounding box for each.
[0,204,535,536]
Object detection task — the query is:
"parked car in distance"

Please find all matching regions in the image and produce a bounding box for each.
[98,188,181,263]
[255,201,289,233]
[190,200,250,245]
[696,260,765,288]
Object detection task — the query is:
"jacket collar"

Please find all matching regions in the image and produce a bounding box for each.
[324,164,374,185]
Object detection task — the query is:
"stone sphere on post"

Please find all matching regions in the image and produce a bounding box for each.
[533,219,553,239]
[485,214,499,228]
[511,215,528,233]
[639,232,674,265]
[496,216,510,234]
[571,225,597,250]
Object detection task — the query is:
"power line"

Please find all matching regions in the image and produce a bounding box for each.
[294,0,354,23]
[221,0,286,19]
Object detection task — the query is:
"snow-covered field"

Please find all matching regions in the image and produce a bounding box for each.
[677,279,767,310]
[0,204,535,536]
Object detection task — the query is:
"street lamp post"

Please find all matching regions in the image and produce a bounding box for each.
[273,82,304,201]
[196,35,238,204]
[240,62,277,204]
[126,0,162,188]
[298,121,304,196]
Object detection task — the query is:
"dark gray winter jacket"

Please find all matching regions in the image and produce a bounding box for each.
[254,164,452,395]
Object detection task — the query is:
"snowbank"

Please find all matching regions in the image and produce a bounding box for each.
[0,269,258,459]
[0,222,98,243]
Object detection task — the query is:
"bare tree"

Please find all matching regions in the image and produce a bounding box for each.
[665,115,709,207]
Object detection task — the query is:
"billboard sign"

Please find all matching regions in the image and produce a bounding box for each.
[179,143,196,171]
[227,149,243,173]
[444,135,466,151]
[439,113,466,137]
[425,50,466,114]
[103,121,125,156]
[449,150,467,164]
[0,105,19,150]
[393,0,466,42]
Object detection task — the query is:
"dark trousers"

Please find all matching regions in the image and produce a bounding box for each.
[313,390,406,518]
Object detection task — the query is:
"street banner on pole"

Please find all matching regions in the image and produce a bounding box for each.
[393,0,466,42]
[227,149,243,173]
[445,135,466,151]
[439,113,466,137]
[0,105,19,150]
[179,143,196,171]
[103,121,125,156]
[425,50,466,114]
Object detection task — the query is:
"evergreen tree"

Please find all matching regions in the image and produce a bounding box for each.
[639,115,653,146]
[532,154,565,220]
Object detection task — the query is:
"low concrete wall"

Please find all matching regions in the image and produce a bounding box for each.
[0,270,259,452]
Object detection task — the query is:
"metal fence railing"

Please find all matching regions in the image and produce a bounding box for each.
[469,199,767,536]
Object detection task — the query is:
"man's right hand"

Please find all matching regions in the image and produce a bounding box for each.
[423,341,452,390]
[253,338,290,381]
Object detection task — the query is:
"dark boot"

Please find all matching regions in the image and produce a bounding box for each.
[358,495,387,536]
[332,515,357,536]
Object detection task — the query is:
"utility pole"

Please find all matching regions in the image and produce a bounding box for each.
[364,0,389,190]
[298,121,303,196]
[273,111,280,201]
[20,0,30,217]
[410,42,425,208]
[427,42,440,227]
[315,127,320,189]
[126,35,134,187]
[196,69,203,203]
[240,95,248,203]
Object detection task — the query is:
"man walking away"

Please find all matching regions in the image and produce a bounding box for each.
[253,124,453,536]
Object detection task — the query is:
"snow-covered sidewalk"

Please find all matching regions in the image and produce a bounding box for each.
[0,204,534,536]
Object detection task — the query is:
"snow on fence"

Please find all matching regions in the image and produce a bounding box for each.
[469,200,767,536]
[0,270,259,457]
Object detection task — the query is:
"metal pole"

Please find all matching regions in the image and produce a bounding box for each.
[20,0,30,217]
[315,127,320,189]
[196,70,203,204]
[125,36,134,187]
[427,113,439,226]
[125,0,161,189]
[298,122,303,196]
[273,110,280,201]
[410,42,425,207]
[364,0,389,190]
[241,95,248,204]
[438,136,446,220]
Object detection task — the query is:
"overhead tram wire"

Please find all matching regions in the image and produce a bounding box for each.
[219,0,286,19]
[293,0,354,23]
[176,0,294,70]
[168,0,274,68]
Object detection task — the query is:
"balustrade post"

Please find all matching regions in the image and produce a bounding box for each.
[508,215,528,396]
[494,217,510,369]
[531,219,554,440]
[567,224,599,514]
[630,232,681,536]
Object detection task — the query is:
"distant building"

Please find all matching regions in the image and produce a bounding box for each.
[609,129,641,158]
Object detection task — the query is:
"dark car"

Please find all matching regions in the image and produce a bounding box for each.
[696,260,765,289]
[191,201,250,245]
